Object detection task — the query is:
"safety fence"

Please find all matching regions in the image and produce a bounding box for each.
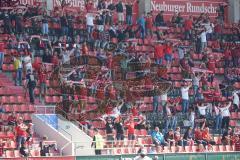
[3,152,240,160]
[76,152,240,160]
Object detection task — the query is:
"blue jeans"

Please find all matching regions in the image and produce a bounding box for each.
[16,68,22,85]
[126,15,132,25]
[87,25,93,39]
[16,136,25,149]
[62,26,69,36]
[156,58,162,65]
[140,26,145,39]
[42,23,49,35]
[215,114,223,130]
[170,116,177,130]
[182,99,189,113]
[164,117,171,134]
[0,52,4,69]
[153,96,159,113]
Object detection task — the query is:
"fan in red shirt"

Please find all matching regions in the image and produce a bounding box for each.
[207,55,218,72]
[154,43,164,65]
[125,118,137,141]
[131,105,138,116]
[164,42,173,68]
[194,127,204,144]
[146,12,153,38]
[15,117,28,149]
[224,47,232,67]
[184,16,193,40]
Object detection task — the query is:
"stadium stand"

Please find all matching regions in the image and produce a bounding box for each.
[0,0,239,159]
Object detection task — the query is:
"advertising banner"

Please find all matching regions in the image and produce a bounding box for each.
[151,0,228,19]
[19,0,228,21]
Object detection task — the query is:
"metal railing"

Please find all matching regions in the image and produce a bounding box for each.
[75,152,240,160]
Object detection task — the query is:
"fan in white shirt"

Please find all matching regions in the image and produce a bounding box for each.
[219,102,232,117]
[197,103,210,116]
[181,84,192,100]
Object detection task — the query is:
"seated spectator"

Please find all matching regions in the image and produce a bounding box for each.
[221,127,233,145]
[151,127,167,151]
[183,127,194,146]
[174,127,183,146]
[202,127,216,145]
[164,129,175,147]
[194,127,207,146]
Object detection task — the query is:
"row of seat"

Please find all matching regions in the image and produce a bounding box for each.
[2,104,35,113]
[102,144,236,155]
[0,113,32,121]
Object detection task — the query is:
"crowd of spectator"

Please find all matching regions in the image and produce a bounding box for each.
[0,0,240,157]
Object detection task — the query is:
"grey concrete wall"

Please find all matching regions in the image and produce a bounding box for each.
[229,0,240,23]
[139,0,151,16]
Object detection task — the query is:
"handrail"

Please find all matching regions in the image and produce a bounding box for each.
[55,106,92,137]
[37,114,73,141]
[60,141,72,156]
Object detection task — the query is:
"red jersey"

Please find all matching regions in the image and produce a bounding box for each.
[146,17,153,29]
[194,130,203,140]
[126,122,136,134]
[184,19,193,31]
[131,107,138,116]
[38,72,47,83]
[164,45,173,54]
[154,44,164,58]
[207,60,216,71]
[15,125,27,137]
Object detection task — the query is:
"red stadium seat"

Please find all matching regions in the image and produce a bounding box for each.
[1,96,9,104]
[17,96,25,104]
[28,104,35,112]
[8,64,15,71]
[45,96,53,104]
[23,113,32,121]
[5,150,15,158]
[219,145,226,152]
